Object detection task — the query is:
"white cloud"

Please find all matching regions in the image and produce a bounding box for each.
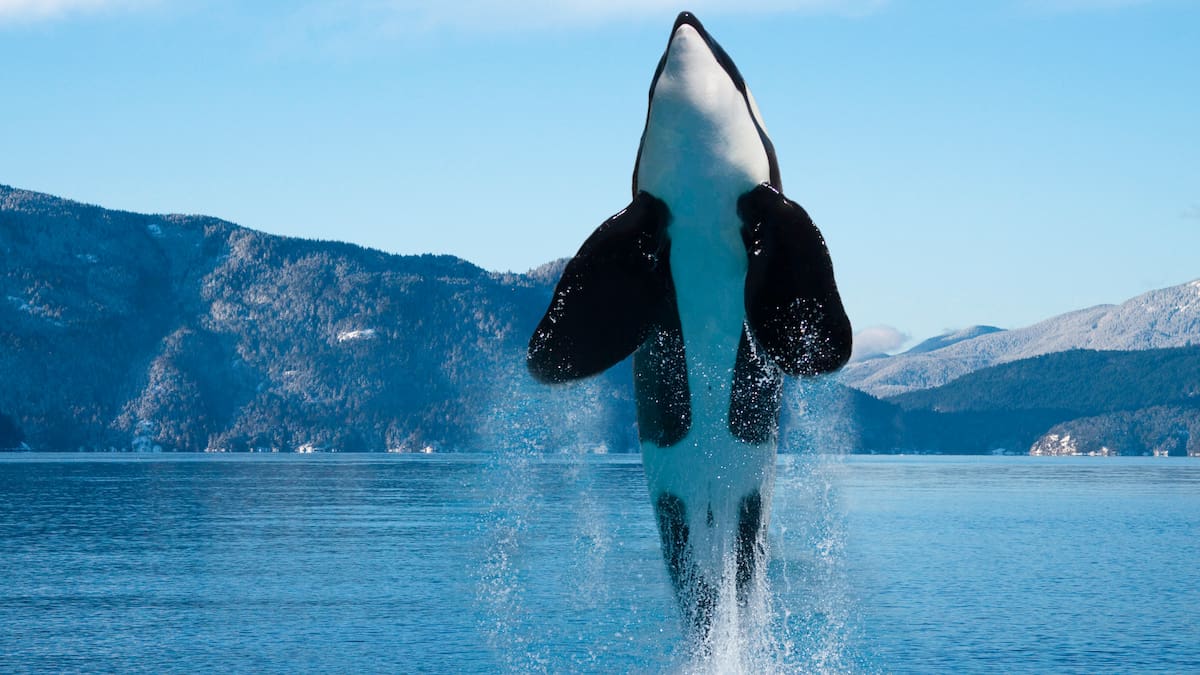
[0,0,153,24]
[398,0,886,27]
[1018,0,1156,12]
[278,0,887,41]
[850,325,909,361]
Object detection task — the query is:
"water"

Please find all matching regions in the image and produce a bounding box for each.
[1,453,1197,673]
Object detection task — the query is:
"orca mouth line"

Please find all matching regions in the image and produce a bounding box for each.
[666,11,749,97]
[634,10,781,193]
[672,11,706,35]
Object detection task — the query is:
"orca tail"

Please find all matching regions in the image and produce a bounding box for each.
[654,490,768,643]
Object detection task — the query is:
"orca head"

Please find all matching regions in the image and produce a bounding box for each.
[633,12,781,200]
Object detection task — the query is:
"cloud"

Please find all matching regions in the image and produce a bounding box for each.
[850,325,909,361]
[1183,204,1200,221]
[0,0,153,24]
[1017,0,1156,13]
[276,0,887,43]
[390,0,887,28]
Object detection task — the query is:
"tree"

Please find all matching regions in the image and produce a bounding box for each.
[0,413,25,449]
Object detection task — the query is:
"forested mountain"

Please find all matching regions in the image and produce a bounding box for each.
[890,347,1200,415]
[3,184,1197,455]
[0,185,632,452]
[879,347,1200,456]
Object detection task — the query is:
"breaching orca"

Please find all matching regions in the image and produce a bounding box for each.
[527,12,852,638]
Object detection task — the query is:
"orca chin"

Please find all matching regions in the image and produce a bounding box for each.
[528,12,852,640]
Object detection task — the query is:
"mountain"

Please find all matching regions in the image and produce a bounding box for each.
[0,185,634,452]
[840,283,1200,398]
[4,184,1198,456]
[890,346,1200,414]
[1030,406,1200,457]
[879,346,1200,456]
[903,325,1004,355]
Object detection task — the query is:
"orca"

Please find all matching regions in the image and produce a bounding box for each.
[527,12,852,638]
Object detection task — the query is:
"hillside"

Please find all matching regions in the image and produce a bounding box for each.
[0,185,634,452]
[890,347,1200,414]
[1031,406,1200,457]
[883,347,1200,456]
[4,184,1199,456]
[840,283,1200,397]
[904,325,1005,355]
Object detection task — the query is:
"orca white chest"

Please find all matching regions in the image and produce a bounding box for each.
[629,19,780,577]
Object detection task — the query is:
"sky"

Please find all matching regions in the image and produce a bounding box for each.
[1,0,1197,349]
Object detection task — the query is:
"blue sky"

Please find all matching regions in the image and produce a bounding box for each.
[1,0,1197,349]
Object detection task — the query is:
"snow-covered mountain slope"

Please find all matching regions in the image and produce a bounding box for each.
[903,325,1005,355]
[841,280,1200,397]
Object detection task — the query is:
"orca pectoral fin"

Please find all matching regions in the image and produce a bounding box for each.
[527,192,674,383]
[738,183,852,377]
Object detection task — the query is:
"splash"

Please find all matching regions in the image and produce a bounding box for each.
[473,361,861,673]
[767,378,861,674]
[473,356,653,672]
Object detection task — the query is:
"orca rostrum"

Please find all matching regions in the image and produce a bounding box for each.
[527,11,852,639]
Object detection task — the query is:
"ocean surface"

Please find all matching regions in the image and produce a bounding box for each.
[1,453,1197,673]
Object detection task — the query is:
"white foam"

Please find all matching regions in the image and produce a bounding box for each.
[336,328,376,342]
